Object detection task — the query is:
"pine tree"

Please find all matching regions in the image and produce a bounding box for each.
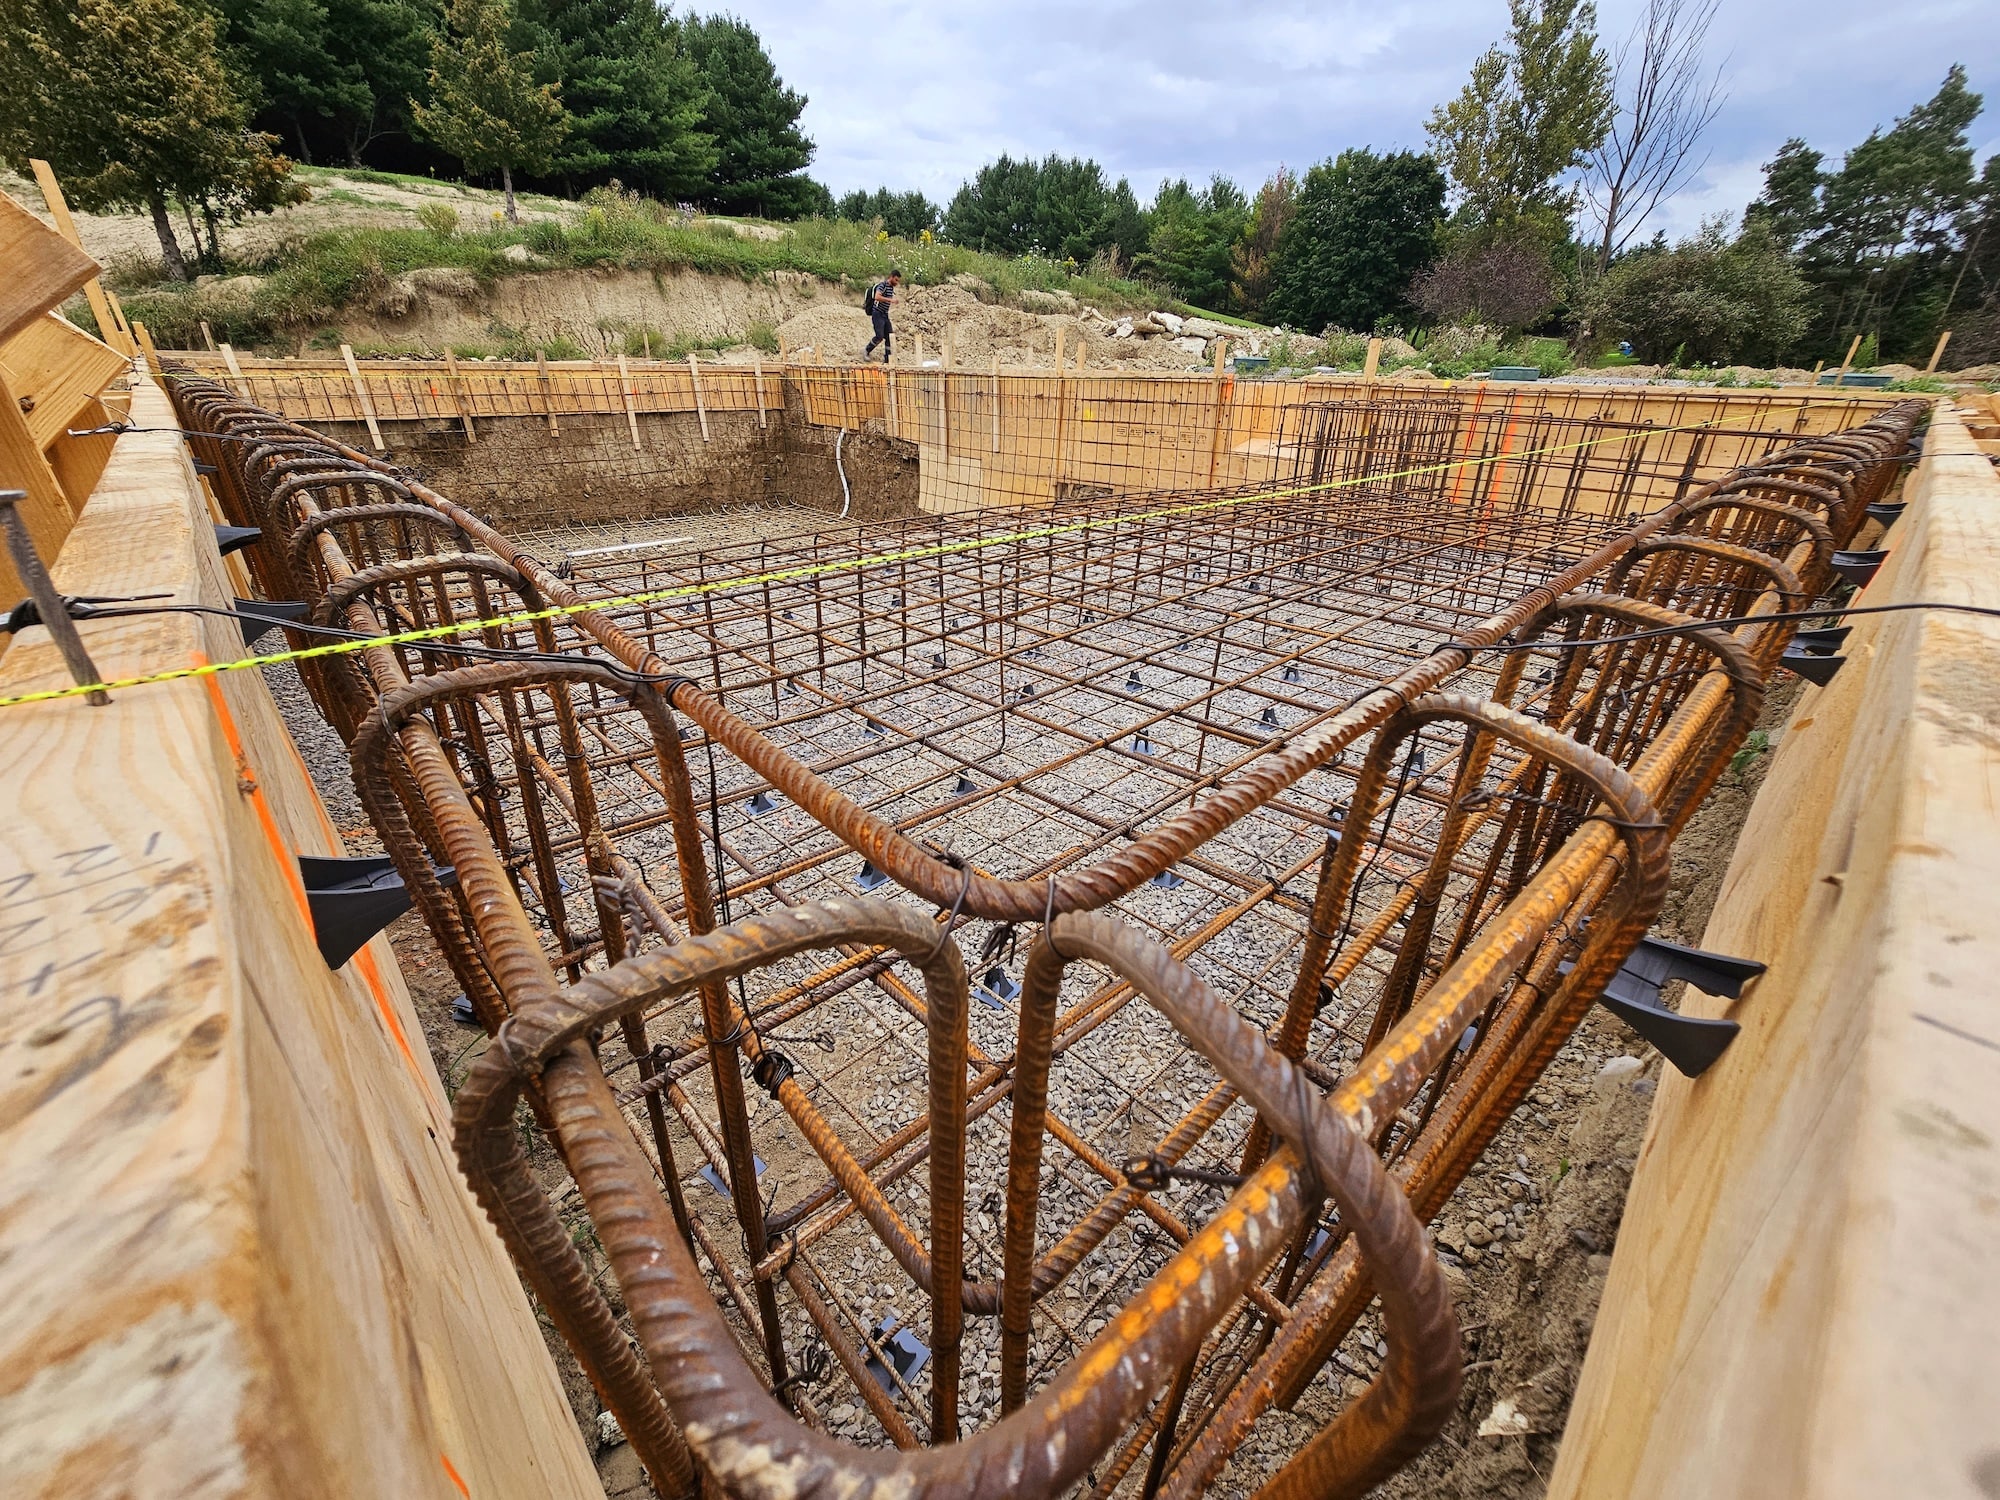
[0,0,300,279]
[215,0,435,167]
[411,0,567,221]
[526,0,714,197]
[683,15,817,217]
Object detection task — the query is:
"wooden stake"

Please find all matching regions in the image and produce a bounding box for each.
[1053,326,1065,374]
[1212,338,1226,379]
[339,343,386,452]
[752,353,767,428]
[1807,360,1824,389]
[915,332,926,366]
[103,289,134,357]
[1362,336,1383,383]
[442,348,475,442]
[885,367,899,439]
[687,353,709,440]
[199,320,216,352]
[217,342,246,398]
[991,357,1001,453]
[27,158,131,357]
[642,329,651,360]
[535,349,559,438]
[1833,334,1862,387]
[1925,330,1952,374]
[616,351,641,451]
[132,320,162,377]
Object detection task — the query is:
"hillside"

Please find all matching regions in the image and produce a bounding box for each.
[11,164,1251,367]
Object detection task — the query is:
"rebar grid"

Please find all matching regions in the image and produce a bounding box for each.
[167,367,1920,1500]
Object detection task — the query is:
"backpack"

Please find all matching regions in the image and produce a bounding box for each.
[862,282,880,316]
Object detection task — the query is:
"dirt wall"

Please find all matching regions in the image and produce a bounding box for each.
[316,399,921,533]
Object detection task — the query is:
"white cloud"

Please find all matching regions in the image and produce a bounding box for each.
[716,0,1996,223]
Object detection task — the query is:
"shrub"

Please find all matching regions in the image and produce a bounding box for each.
[1411,237,1559,333]
[417,203,461,237]
[1585,220,1808,366]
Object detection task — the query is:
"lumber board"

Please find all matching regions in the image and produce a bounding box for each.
[26,159,132,356]
[1548,403,2000,1500]
[0,188,99,346]
[0,375,601,1499]
[0,363,75,600]
[0,310,127,450]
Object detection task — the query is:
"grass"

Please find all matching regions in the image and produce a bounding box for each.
[108,184,1194,351]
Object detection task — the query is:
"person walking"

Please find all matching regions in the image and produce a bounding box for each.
[863,269,901,363]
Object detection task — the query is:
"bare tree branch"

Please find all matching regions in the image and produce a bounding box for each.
[1583,0,1728,271]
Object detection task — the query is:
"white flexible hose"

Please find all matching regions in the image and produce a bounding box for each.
[835,426,852,518]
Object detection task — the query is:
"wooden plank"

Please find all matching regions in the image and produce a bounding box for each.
[26,159,131,357]
[339,343,386,452]
[1832,333,1862,386]
[1549,405,2000,1500]
[535,349,559,438]
[131,319,163,376]
[442,348,476,441]
[0,311,126,450]
[687,353,709,441]
[616,352,642,451]
[1924,329,1951,374]
[752,353,767,429]
[219,341,247,397]
[0,374,602,1500]
[0,188,99,346]
[0,364,75,599]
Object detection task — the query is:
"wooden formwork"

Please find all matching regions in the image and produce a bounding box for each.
[1548,400,2000,1499]
[0,377,601,1499]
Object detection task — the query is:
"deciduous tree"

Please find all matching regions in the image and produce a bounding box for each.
[1583,0,1725,271]
[1426,0,1612,234]
[0,0,302,278]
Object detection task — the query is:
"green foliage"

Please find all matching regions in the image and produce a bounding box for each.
[1585,219,1809,365]
[1229,168,1297,318]
[1759,66,1987,363]
[1885,373,1951,392]
[683,15,818,218]
[942,154,1149,266]
[1417,324,1507,377]
[1728,729,1769,777]
[1742,138,1825,252]
[1267,150,1445,334]
[525,0,714,198]
[0,0,304,278]
[416,201,461,235]
[746,318,778,353]
[1138,177,1248,308]
[411,0,568,219]
[835,187,941,240]
[213,0,436,168]
[1426,0,1612,230]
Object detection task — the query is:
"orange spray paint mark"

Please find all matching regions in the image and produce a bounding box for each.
[197,657,425,1080]
[440,1452,471,1498]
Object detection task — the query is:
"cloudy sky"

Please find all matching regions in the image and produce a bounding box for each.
[726,0,1996,240]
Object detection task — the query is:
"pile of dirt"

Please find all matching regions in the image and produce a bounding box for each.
[778,283,1264,371]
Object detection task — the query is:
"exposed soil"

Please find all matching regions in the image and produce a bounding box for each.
[1344,676,1805,1500]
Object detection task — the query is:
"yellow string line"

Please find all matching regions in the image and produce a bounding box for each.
[0,418,1725,711]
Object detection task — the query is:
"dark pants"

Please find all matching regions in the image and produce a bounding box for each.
[865,310,892,361]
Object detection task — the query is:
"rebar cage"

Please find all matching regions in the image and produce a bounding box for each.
[169,368,1919,1500]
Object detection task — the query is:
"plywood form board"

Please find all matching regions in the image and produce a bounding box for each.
[0,376,601,1499]
[0,311,128,450]
[1547,405,2000,1500]
[0,188,100,346]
